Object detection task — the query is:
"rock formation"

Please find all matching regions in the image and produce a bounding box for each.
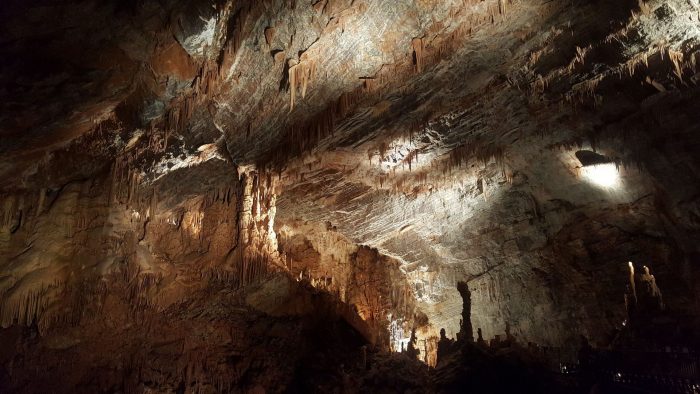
[1,0,700,392]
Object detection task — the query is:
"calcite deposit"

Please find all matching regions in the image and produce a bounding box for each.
[1,0,699,392]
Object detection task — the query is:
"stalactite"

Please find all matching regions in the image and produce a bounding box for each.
[567,45,591,74]
[637,0,651,16]
[254,0,520,175]
[313,0,326,14]
[668,49,684,81]
[405,150,419,171]
[37,188,47,215]
[567,74,604,104]
[264,26,275,46]
[361,76,376,93]
[412,38,424,73]
[1,195,16,231]
[498,0,507,15]
[288,57,317,111]
[446,140,505,173]
[288,60,298,110]
[0,282,57,330]
[149,187,157,219]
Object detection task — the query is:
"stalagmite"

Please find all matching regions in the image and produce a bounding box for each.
[628,262,637,305]
[641,265,664,309]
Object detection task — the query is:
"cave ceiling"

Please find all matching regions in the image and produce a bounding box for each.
[2,0,697,189]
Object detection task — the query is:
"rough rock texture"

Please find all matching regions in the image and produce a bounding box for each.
[1,0,700,391]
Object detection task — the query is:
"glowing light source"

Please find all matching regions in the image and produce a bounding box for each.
[581,163,620,188]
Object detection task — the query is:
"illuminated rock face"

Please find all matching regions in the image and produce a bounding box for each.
[1,0,700,391]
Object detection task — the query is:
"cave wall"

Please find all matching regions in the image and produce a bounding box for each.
[276,221,417,351]
[276,87,700,360]
[0,164,411,391]
[0,166,282,331]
